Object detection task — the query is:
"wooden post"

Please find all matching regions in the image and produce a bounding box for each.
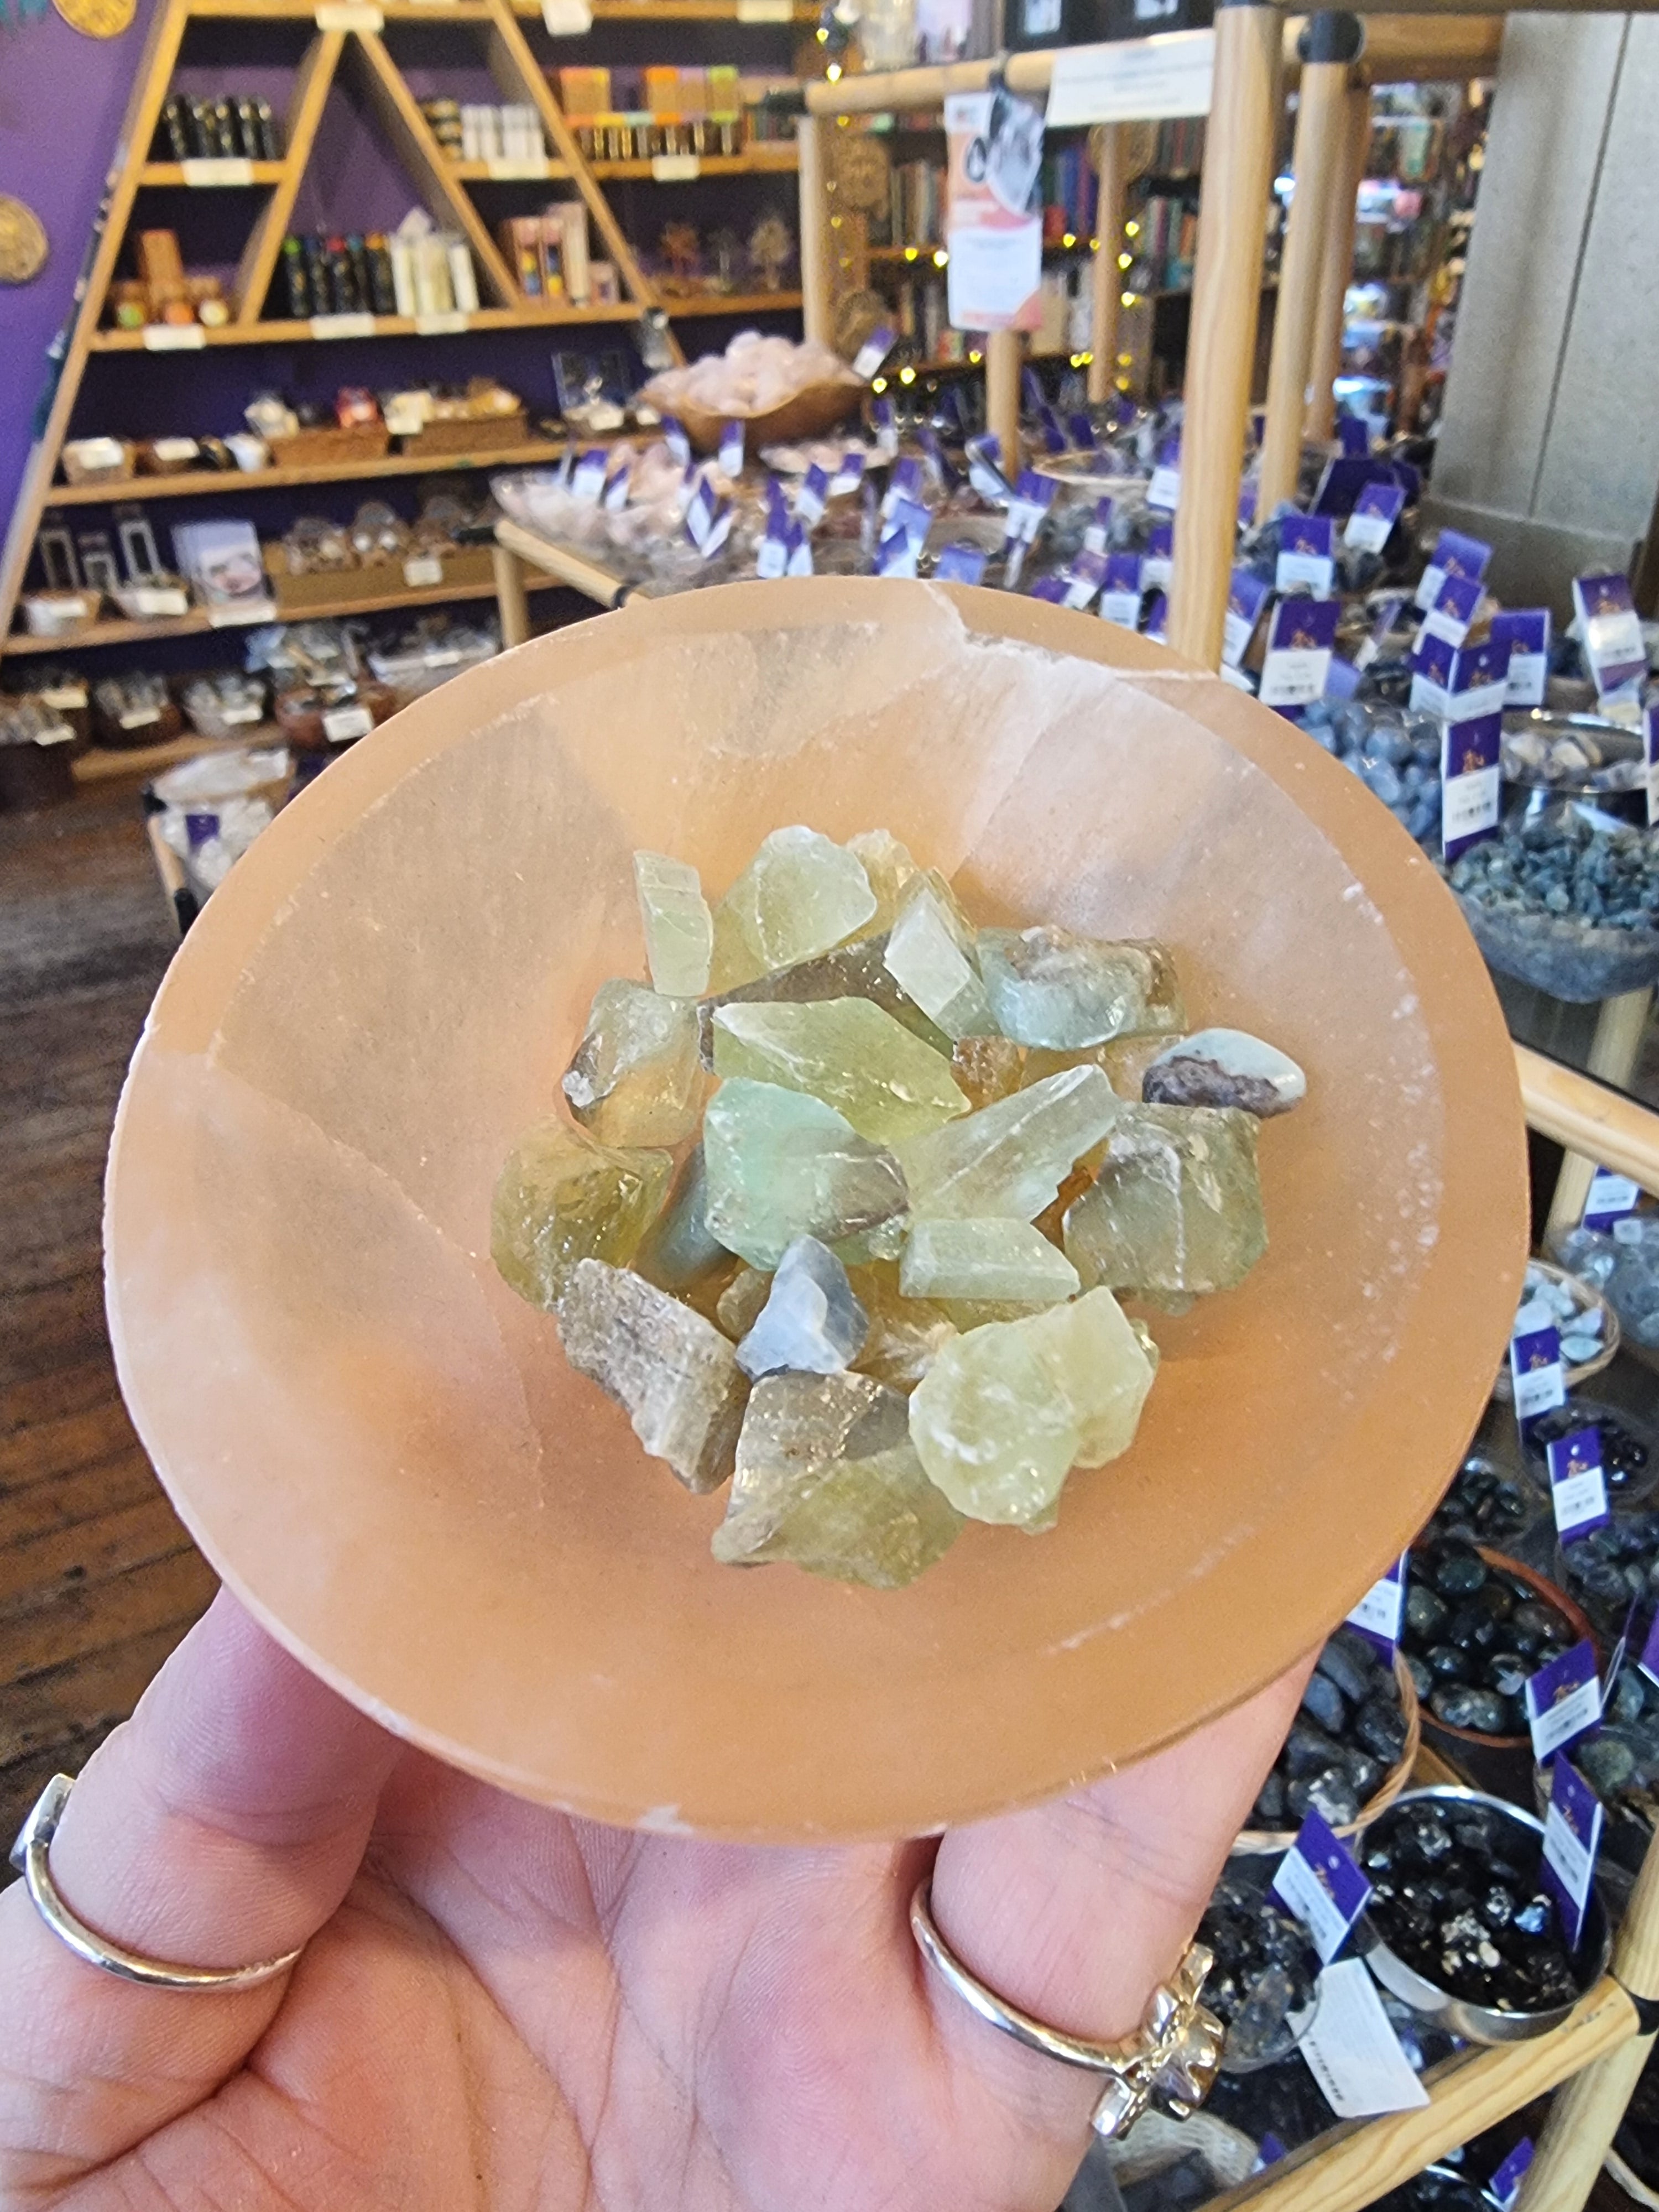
[1543,987,1656,1243]
[1258,14,1364,514]
[1305,81,1371,442]
[1166,2,1281,668]
[492,542,531,647]
[1088,123,1128,406]
[987,327,1024,471]
[1520,1824,1659,2212]
[797,114,834,349]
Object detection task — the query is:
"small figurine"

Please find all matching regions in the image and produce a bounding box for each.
[660,222,702,294]
[748,211,794,292]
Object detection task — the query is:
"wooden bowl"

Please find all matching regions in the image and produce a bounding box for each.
[103,580,1528,1839]
[1231,1647,1421,1853]
[1414,1544,1598,1751]
[1490,1256,1619,1400]
[672,378,863,457]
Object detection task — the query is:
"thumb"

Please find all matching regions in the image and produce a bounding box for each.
[0,1587,401,2197]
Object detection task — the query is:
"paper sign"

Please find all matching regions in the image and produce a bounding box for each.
[142,323,206,351]
[945,90,1045,332]
[737,0,794,17]
[1147,441,1181,513]
[830,450,865,497]
[1415,527,1491,611]
[1584,1166,1640,1232]
[1419,571,1481,651]
[1345,1554,1408,1656]
[1526,1639,1602,1762]
[662,417,690,468]
[1491,609,1550,707]
[1063,548,1108,611]
[964,434,1010,502]
[1045,29,1214,126]
[1299,1959,1430,2119]
[1547,1425,1610,1543]
[1574,571,1646,698]
[1098,552,1144,630]
[401,552,445,587]
[1259,597,1338,709]
[1491,2142,1534,2212]
[1271,1811,1372,1964]
[1276,514,1335,597]
[935,542,988,586]
[1004,468,1056,545]
[182,156,253,186]
[1141,519,1173,591]
[1440,711,1503,863]
[310,312,375,340]
[1510,1319,1566,1425]
[1223,568,1269,667]
[1344,481,1405,554]
[322,703,373,743]
[1144,591,1167,644]
[541,0,593,29]
[1428,635,1511,724]
[795,463,831,526]
[315,1,382,24]
[875,526,919,578]
[853,325,894,380]
[1542,1758,1603,1948]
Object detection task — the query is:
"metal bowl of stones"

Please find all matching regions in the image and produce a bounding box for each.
[1446,805,1659,1003]
[1355,1786,1611,2044]
[1524,1398,1657,1506]
[1199,1859,1323,2072]
[1502,713,1647,826]
[101,578,1527,1838]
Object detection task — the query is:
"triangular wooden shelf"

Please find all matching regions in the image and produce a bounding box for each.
[0,0,806,646]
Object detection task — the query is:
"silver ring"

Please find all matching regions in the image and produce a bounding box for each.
[9,1773,305,1993]
[909,1879,1224,2140]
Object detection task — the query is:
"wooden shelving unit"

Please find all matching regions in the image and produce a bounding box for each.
[44,442,571,506]
[85,302,645,349]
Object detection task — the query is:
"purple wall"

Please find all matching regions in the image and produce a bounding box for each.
[0,0,165,534]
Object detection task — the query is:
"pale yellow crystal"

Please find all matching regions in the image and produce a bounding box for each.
[711,997,968,1147]
[846,1262,957,1390]
[633,850,713,998]
[951,1035,1026,1110]
[900,1218,1079,1305]
[718,826,877,973]
[1063,1103,1266,1298]
[699,935,951,1060]
[703,1078,909,1269]
[894,1065,1118,1220]
[562,979,702,1147]
[883,877,996,1041]
[846,828,920,930]
[491,1119,672,1312]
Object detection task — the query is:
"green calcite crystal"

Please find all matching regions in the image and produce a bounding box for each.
[1022,1036,1166,1098]
[557,1258,747,1493]
[847,828,920,930]
[636,1144,727,1294]
[703,1078,909,1269]
[562,980,702,1147]
[846,1262,957,1390]
[977,926,1186,1048]
[718,826,878,975]
[894,1065,1118,1222]
[491,1119,672,1312]
[951,1035,1026,1110]
[1063,1103,1266,1297]
[908,1287,1156,1525]
[712,1371,962,1587]
[699,935,950,1060]
[710,998,968,1147]
[715,1264,773,1341]
[633,849,713,998]
[900,1218,1079,1305]
[883,878,996,1042]
[707,896,768,994]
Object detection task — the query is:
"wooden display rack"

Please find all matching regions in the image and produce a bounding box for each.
[0,0,811,658]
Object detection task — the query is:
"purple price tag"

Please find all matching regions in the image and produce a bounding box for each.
[1256,2134,1287,2171]
[1441,712,1503,863]
[1574,571,1646,696]
[1547,1425,1610,1543]
[1525,1639,1602,1763]
[795,463,831,525]
[1083,495,1114,554]
[1144,519,1175,587]
[1415,526,1491,609]
[1344,479,1405,553]
[1271,1809,1373,1964]
[852,323,894,379]
[718,419,744,477]
[1338,415,1370,457]
[875,526,917,578]
[1022,364,1045,411]
[1409,629,1457,712]
[1037,404,1067,456]
[662,415,690,467]
[1222,568,1270,666]
[1028,573,1068,603]
[1646,703,1659,830]
[1490,2141,1533,2212]
[1144,591,1168,643]
[1259,597,1339,711]
[1448,635,1512,721]
[1325,656,1361,702]
[1639,1606,1659,1688]
[1345,1554,1408,1656]
[1419,571,1482,650]
[1275,513,1336,597]
[1491,609,1551,707]
[1238,481,1259,528]
[1541,1757,1603,1948]
[1068,411,1099,450]
[1509,1319,1565,1426]
[934,541,987,586]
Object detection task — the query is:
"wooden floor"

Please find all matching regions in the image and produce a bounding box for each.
[0,774,217,1867]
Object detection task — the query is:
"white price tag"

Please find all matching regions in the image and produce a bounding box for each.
[1222,607,1255,666]
[1345,510,1392,554]
[206,597,277,628]
[1258,646,1331,708]
[737,0,794,17]
[141,324,206,351]
[487,155,550,180]
[1553,1465,1609,1536]
[1275,549,1334,596]
[220,703,263,725]
[35,723,75,746]
[1142,554,1172,591]
[39,685,86,710]
[315,3,383,26]
[414,311,471,335]
[1297,1960,1428,2119]
[126,585,190,617]
[1528,1671,1601,1762]
[1442,764,1500,846]
[322,704,374,743]
[1506,653,1548,706]
[1045,28,1214,126]
[403,554,445,588]
[309,312,377,340]
[1098,589,1141,630]
[181,156,254,186]
[651,153,701,181]
[426,648,462,666]
[1146,465,1180,512]
[541,0,592,27]
[118,707,161,729]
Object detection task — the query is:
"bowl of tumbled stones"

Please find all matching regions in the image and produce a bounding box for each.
[1357,1787,1609,2043]
[1524,1399,1656,1506]
[1423,1451,1545,1553]
[1197,1861,1323,2073]
[1536,1666,1659,1874]
[1491,1259,1618,1401]
[1556,1509,1659,1645]
[1236,1626,1417,1847]
[1403,1540,1593,1746]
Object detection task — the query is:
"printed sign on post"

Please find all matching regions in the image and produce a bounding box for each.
[1546,1425,1610,1543]
[1440,712,1503,864]
[1045,29,1214,126]
[1271,1810,1372,1964]
[1098,552,1144,630]
[1574,571,1646,698]
[1275,514,1335,597]
[1490,609,1551,708]
[1584,1166,1641,1232]
[1541,1759,1603,1948]
[1344,480,1405,554]
[944,90,1046,331]
[1345,1554,1408,1656]
[1223,569,1270,667]
[1414,526,1491,611]
[1259,598,1339,711]
[1509,1315,1566,1425]
[1525,1639,1602,1763]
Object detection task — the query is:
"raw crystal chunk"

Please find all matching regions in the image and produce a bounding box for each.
[636,1145,726,1293]
[707,898,767,994]
[901,1218,1079,1305]
[846,1262,957,1390]
[557,1258,747,1493]
[634,849,713,998]
[847,828,920,929]
[711,998,968,1146]
[1063,1103,1266,1297]
[713,1371,962,1587]
[699,935,950,1060]
[894,1065,1118,1221]
[716,1265,774,1342]
[562,980,702,1147]
[908,1287,1156,1524]
[1022,1036,1165,1099]
[952,1035,1025,1110]
[718,826,877,974]
[492,1119,672,1311]
[1143,1029,1307,1118]
[978,926,1186,1048]
[703,1078,908,1269]
[884,880,997,1041]
[737,1236,869,1379]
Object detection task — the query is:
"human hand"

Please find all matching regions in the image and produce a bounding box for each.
[1,1589,1307,2211]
